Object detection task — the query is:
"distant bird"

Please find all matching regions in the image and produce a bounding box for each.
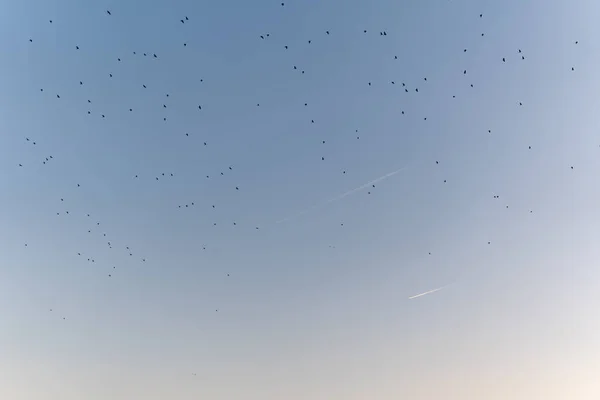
[106,10,111,15]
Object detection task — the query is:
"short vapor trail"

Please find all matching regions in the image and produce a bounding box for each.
[408,284,450,300]
[276,165,410,224]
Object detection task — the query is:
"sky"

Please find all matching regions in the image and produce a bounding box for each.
[1,0,599,398]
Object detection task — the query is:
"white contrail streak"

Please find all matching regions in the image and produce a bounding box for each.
[276,165,410,224]
[408,285,449,300]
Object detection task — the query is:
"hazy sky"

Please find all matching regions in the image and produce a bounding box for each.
[1,0,599,398]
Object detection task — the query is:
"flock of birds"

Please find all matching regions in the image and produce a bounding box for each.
[7,3,592,381]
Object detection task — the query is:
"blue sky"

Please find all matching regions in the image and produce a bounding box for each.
[1,0,599,398]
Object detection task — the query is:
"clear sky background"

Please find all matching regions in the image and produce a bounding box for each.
[1,0,599,398]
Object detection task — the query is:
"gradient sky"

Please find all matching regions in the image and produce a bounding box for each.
[1,0,599,399]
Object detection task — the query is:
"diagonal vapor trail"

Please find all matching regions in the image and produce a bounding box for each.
[276,165,410,224]
[408,284,451,300]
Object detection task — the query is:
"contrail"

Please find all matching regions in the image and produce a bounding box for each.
[408,284,450,300]
[276,165,410,224]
